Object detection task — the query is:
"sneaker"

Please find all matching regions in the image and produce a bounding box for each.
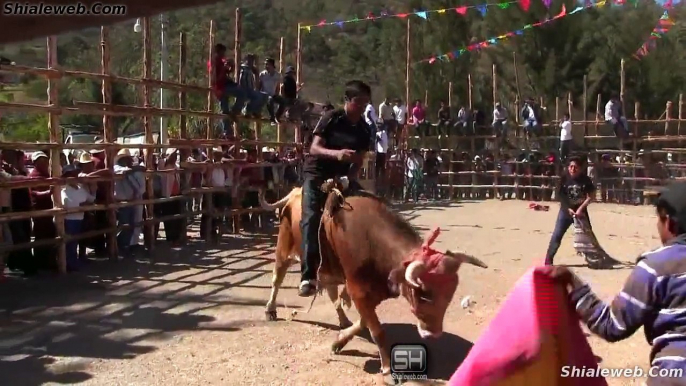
[298,280,317,297]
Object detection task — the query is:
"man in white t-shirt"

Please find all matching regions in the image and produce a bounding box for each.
[61,165,95,271]
[378,97,396,142]
[604,96,628,140]
[404,149,421,202]
[559,113,573,161]
[258,58,284,124]
[393,99,407,147]
[364,102,379,151]
[375,127,389,195]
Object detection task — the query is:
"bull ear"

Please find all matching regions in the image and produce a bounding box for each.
[387,267,405,298]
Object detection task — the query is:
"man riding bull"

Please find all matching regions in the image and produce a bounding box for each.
[299,80,372,297]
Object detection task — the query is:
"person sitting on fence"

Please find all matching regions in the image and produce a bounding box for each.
[378,97,396,144]
[411,100,428,137]
[392,99,407,147]
[542,180,686,386]
[238,54,266,119]
[61,165,95,272]
[113,149,144,258]
[436,100,451,138]
[257,58,283,125]
[604,95,629,139]
[520,99,539,137]
[210,44,246,137]
[544,156,595,266]
[280,66,303,121]
[492,102,509,138]
[455,105,472,136]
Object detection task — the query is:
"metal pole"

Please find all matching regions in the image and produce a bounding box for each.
[160,14,168,144]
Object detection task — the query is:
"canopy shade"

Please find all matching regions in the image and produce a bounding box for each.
[0,0,223,45]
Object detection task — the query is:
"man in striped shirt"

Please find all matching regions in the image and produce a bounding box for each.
[545,181,686,384]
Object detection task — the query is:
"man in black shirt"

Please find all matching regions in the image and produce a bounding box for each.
[545,156,595,265]
[299,80,372,297]
[277,66,300,122]
[436,101,451,137]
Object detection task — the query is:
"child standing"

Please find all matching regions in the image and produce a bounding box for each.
[61,165,95,272]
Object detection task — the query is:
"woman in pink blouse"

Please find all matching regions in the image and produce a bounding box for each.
[411,100,427,137]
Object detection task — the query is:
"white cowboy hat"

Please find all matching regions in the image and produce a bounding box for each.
[78,152,94,164]
[164,148,177,157]
[114,148,132,163]
[31,151,48,162]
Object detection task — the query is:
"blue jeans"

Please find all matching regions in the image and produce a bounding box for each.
[64,219,82,269]
[545,207,591,265]
[219,84,247,135]
[244,88,265,115]
[524,119,538,133]
[117,206,136,255]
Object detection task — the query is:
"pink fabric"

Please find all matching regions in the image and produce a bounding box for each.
[449,268,607,386]
[412,106,425,122]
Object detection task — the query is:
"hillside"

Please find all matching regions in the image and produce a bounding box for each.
[0,0,685,140]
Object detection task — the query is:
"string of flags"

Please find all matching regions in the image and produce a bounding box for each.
[633,11,675,60]
[422,3,589,64]
[297,0,674,31]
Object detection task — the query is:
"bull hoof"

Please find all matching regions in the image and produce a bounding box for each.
[339,318,353,330]
[331,341,344,354]
[265,310,277,321]
[381,372,397,385]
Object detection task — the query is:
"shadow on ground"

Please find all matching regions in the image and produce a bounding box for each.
[0,226,287,386]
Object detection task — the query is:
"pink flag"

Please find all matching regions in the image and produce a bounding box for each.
[519,0,531,11]
[448,268,607,386]
[456,6,468,15]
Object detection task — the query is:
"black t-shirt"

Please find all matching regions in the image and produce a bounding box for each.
[425,157,440,176]
[558,173,595,210]
[282,75,297,99]
[302,109,370,179]
[438,107,450,121]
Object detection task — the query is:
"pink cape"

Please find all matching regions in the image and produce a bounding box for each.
[448,268,607,386]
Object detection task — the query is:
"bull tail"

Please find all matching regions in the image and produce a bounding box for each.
[259,189,294,210]
[446,250,489,269]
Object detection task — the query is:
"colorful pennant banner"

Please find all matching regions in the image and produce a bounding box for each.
[298,1,522,32]
[633,11,675,60]
[421,3,590,64]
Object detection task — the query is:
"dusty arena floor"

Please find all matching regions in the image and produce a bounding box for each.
[0,200,660,386]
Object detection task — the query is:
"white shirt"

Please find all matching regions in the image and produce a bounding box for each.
[61,184,94,220]
[393,105,407,124]
[259,70,281,96]
[210,167,226,187]
[113,165,142,201]
[604,100,619,121]
[376,130,388,153]
[379,102,394,121]
[364,104,379,126]
[406,156,420,177]
[493,107,507,121]
[560,120,573,141]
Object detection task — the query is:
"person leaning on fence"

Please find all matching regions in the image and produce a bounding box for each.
[29,151,57,270]
[60,165,95,272]
[201,147,229,240]
[542,180,686,386]
[76,152,108,261]
[113,149,144,258]
[157,148,184,246]
[544,156,595,266]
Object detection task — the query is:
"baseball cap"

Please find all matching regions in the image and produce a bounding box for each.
[31,151,48,162]
[657,181,686,228]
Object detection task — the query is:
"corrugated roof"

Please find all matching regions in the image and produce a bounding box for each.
[0,0,223,45]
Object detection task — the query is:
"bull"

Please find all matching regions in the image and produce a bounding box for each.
[260,183,487,376]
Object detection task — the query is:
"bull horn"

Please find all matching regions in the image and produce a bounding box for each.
[404,260,427,288]
[445,250,488,269]
[259,189,292,210]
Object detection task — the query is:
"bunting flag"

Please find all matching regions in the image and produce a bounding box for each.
[633,11,675,60]
[422,3,590,64]
[298,0,522,30]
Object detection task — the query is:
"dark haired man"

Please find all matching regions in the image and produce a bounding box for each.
[258,58,283,124]
[299,80,372,297]
[543,181,686,385]
[209,44,246,136]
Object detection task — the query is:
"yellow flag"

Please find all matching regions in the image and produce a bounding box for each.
[438,9,446,13]
[596,0,606,6]
[305,26,311,32]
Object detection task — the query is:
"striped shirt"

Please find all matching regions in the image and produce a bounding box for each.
[570,235,686,385]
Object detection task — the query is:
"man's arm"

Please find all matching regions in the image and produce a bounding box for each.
[569,260,656,342]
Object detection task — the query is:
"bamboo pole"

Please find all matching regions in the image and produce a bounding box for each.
[632,102,639,198]
[100,26,117,260]
[47,36,66,274]
[678,93,683,138]
[665,101,672,136]
[207,19,215,154]
[582,75,588,145]
[233,9,242,142]
[448,81,452,107]
[594,94,601,137]
[178,32,189,243]
[142,17,155,252]
[468,74,472,110]
[277,36,284,150]
[296,22,302,87]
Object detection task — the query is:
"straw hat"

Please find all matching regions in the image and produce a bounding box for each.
[31,151,48,162]
[78,152,94,164]
[114,148,132,163]
[164,148,177,157]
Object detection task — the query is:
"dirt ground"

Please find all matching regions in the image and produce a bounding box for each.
[0,200,660,386]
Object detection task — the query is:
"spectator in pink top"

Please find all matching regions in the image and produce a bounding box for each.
[411,100,428,137]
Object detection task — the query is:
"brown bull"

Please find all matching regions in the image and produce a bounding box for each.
[260,185,487,376]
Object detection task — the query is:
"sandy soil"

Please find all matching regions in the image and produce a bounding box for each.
[0,200,660,386]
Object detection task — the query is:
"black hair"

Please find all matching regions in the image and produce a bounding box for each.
[265,58,275,66]
[215,44,226,52]
[563,112,570,119]
[567,156,582,166]
[344,80,371,101]
[656,199,686,235]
